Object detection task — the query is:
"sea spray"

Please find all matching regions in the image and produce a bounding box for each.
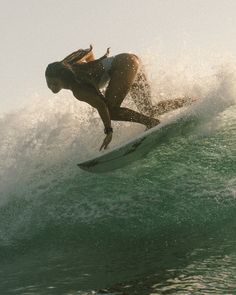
[0,53,235,294]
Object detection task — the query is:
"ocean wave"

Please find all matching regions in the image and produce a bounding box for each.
[0,56,235,252]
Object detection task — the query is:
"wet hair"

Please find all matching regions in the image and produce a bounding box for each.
[45,62,76,86]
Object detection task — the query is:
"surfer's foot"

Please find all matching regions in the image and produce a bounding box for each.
[145,118,160,130]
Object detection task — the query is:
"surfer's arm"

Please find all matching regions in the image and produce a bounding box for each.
[72,85,112,131]
[89,98,112,131]
[72,84,113,150]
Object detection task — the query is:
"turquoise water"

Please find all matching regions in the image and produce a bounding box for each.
[0,62,236,294]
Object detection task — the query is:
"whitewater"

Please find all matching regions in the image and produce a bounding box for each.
[0,53,236,294]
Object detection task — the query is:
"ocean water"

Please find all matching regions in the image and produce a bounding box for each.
[0,56,236,295]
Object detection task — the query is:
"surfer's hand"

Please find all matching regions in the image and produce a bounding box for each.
[100,132,113,151]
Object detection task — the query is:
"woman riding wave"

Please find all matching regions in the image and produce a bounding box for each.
[45,45,190,150]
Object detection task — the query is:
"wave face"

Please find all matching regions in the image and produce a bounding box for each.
[0,55,236,294]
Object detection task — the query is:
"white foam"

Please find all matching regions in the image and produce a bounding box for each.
[0,53,236,206]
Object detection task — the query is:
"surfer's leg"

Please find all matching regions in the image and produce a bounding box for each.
[109,107,160,129]
[105,54,139,107]
[129,65,195,117]
[107,83,160,127]
[130,69,156,117]
[105,55,159,128]
[153,96,195,115]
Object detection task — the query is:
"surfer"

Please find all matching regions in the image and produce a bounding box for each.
[45,45,190,150]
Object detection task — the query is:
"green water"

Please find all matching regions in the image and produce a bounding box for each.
[0,83,235,294]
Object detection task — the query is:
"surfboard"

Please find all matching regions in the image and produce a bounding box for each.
[78,107,192,173]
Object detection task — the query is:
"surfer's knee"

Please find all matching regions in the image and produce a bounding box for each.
[108,106,118,119]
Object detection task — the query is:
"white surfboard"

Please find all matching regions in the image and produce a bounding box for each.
[78,107,193,173]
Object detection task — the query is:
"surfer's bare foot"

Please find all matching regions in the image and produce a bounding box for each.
[146,118,160,130]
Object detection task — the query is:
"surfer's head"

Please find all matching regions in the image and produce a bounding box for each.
[45,62,76,93]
